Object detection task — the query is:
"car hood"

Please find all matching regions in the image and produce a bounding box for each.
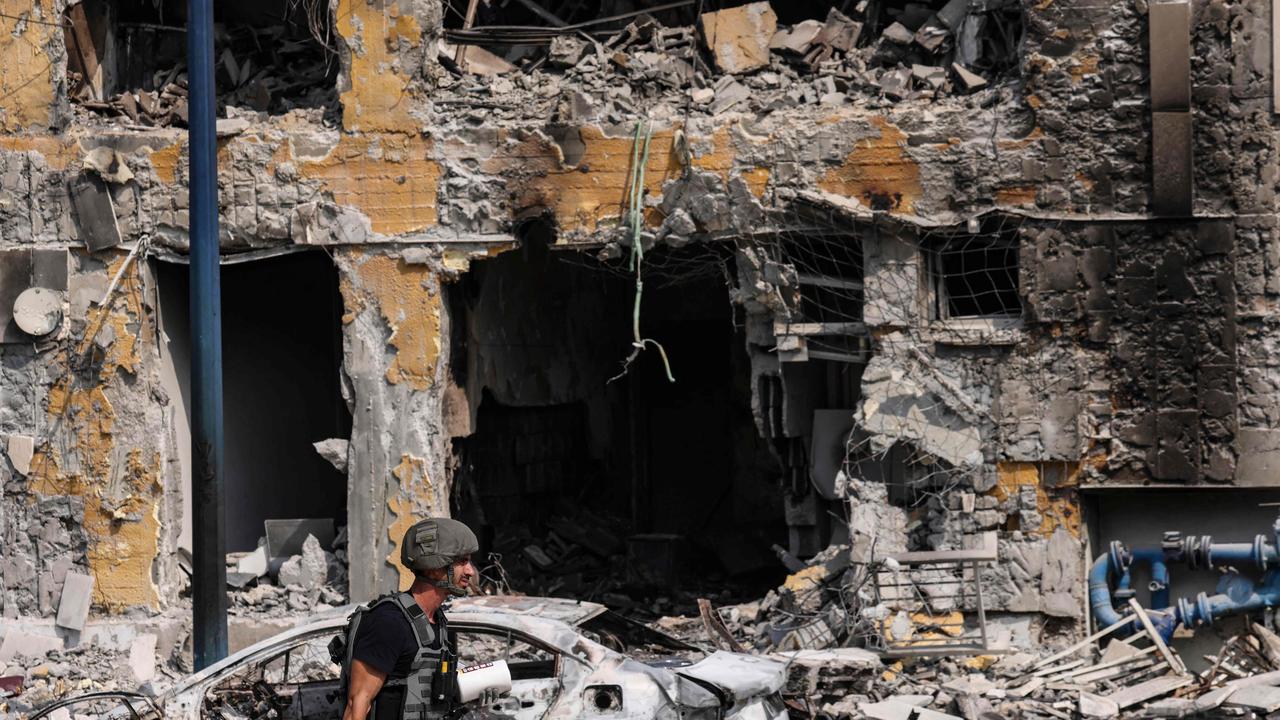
[677,650,787,701]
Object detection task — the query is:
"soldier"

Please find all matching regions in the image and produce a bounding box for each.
[339,518,479,720]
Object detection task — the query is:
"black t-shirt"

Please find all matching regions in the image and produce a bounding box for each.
[351,600,446,720]
[352,602,432,679]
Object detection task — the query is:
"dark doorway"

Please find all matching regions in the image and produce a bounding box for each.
[155,251,350,552]
[448,227,783,613]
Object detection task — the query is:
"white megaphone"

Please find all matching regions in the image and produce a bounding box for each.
[456,660,513,703]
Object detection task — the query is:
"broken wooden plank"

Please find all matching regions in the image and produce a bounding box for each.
[1103,675,1193,710]
[1058,645,1158,680]
[697,598,745,653]
[65,3,102,101]
[1253,623,1280,668]
[1127,599,1187,675]
[1225,684,1280,713]
[1073,657,1158,685]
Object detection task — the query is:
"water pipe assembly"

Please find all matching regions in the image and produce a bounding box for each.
[1089,514,1280,641]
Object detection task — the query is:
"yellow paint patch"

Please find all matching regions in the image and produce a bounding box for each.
[508,124,764,232]
[346,254,441,389]
[963,655,998,670]
[997,186,1038,207]
[817,117,922,214]
[0,1,58,130]
[783,565,826,594]
[335,0,419,132]
[387,454,443,588]
[0,134,78,170]
[301,134,439,235]
[386,494,417,590]
[991,462,1082,538]
[31,392,162,611]
[146,142,182,184]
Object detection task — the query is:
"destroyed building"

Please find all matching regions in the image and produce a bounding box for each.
[1,0,1279,714]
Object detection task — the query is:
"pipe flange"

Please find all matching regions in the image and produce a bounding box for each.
[1196,592,1214,627]
[1178,597,1196,627]
[1162,531,1183,559]
[1109,541,1130,575]
[1256,535,1268,569]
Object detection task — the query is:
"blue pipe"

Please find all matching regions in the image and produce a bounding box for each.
[1092,539,1280,642]
[189,0,226,669]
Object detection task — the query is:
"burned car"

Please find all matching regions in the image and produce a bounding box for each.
[32,596,788,720]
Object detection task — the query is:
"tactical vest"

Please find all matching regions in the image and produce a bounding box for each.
[333,592,456,720]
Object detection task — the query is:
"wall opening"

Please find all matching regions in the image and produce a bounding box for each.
[155,250,350,556]
[927,224,1022,320]
[65,0,338,125]
[448,227,784,614]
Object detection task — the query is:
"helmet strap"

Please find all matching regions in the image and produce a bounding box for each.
[421,561,468,597]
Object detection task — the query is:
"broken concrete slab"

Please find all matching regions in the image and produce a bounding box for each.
[69,175,122,252]
[0,631,63,662]
[235,545,269,577]
[55,571,94,631]
[769,20,822,54]
[951,63,987,92]
[813,8,861,52]
[699,2,777,74]
[128,633,157,683]
[6,435,33,476]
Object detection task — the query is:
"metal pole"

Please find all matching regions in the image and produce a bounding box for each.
[188,0,226,669]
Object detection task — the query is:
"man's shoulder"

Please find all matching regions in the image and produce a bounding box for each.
[360,597,413,629]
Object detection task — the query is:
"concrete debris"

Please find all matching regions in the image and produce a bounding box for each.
[54,571,94,632]
[6,434,34,476]
[81,146,134,185]
[235,545,269,578]
[0,632,63,663]
[699,2,778,74]
[276,534,329,592]
[127,633,157,684]
[312,438,350,474]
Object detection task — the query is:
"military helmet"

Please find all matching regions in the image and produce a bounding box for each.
[401,517,478,573]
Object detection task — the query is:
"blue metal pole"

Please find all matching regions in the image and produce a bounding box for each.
[188,0,226,669]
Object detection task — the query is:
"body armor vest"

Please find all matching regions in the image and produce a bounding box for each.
[335,592,456,720]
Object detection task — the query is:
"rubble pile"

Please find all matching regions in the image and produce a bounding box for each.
[225,531,348,617]
[476,510,774,619]
[70,24,338,127]
[0,642,181,717]
[439,0,1019,123]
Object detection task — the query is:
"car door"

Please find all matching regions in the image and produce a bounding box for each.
[452,624,563,720]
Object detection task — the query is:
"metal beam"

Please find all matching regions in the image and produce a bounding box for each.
[188,0,227,670]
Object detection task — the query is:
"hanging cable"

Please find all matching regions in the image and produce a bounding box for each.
[610,120,675,383]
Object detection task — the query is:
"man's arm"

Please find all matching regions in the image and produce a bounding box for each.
[343,659,387,720]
